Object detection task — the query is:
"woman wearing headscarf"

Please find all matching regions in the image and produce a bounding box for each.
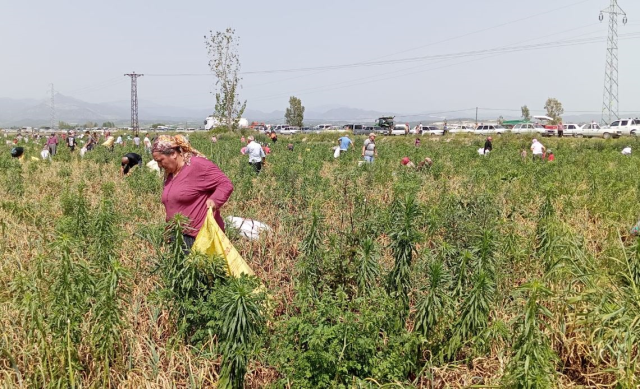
[152,135,234,248]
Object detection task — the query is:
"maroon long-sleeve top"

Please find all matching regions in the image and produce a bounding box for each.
[161,156,234,236]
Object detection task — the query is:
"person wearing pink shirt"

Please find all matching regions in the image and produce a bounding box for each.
[152,135,234,250]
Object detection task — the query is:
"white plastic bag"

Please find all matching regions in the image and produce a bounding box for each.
[333,147,341,158]
[146,160,160,172]
[225,216,271,240]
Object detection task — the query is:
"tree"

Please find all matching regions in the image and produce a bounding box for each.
[102,121,115,128]
[497,115,504,125]
[521,105,531,121]
[544,98,564,125]
[58,121,73,130]
[205,28,246,131]
[84,121,98,129]
[285,96,305,127]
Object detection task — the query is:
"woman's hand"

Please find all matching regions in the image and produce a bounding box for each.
[206,199,217,210]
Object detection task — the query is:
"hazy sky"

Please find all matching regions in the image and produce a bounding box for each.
[2,0,639,118]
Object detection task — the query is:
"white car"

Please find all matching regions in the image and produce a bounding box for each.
[421,125,444,136]
[272,124,288,133]
[280,126,300,135]
[474,125,508,135]
[560,123,581,137]
[511,123,546,135]
[390,124,409,135]
[447,125,476,134]
[313,124,333,131]
[580,123,621,139]
[609,118,640,136]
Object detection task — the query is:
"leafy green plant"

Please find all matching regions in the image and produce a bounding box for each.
[217,276,266,389]
[355,237,379,295]
[503,280,558,388]
[386,196,422,313]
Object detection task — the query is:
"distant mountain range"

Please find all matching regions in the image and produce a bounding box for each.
[0,94,634,127]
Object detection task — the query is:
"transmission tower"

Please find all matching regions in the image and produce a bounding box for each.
[599,0,627,125]
[124,72,143,135]
[49,84,56,130]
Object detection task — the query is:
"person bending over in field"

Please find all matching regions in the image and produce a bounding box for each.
[531,139,546,161]
[484,137,493,154]
[246,135,266,173]
[417,157,433,170]
[338,135,353,154]
[121,153,143,176]
[401,157,416,168]
[152,135,234,251]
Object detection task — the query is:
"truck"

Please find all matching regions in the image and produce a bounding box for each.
[376,116,394,133]
[608,118,640,136]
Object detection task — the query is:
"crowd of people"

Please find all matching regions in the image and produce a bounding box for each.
[6,130,161,162]
[7,128,639,251]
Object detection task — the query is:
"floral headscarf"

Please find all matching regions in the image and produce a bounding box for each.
[151,134,205,165]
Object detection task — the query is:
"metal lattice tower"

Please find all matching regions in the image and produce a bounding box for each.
[599,0,627,125]
[124,72,143,135]
[49,84,56,130]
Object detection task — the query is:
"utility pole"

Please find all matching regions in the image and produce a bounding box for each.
[475,107,478,126]
[124,72,143,135]
[599,0,627,125]
[50,84,56,130]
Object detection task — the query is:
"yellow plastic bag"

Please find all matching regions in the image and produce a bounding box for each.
[102,136,115,147]
[191,207,255,277]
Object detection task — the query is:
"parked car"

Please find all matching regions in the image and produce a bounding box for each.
[421,125,444,136]
[609,118,640,136]
[353,125,369,135]
[313,124,333,131]
[580,123,621,139]
[560,123,581,137]
[272,124,288,133]
[363,126,386,135]
[447,125,476,134]
[474,125,508,135]
[390,124,409,135]
[511,123,547,135]
[280,126,300,135]
[343,124,364,133]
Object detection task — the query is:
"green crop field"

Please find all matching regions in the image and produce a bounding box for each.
[1,132,640,388]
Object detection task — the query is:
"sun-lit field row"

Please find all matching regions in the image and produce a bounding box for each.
[1,131,639,388]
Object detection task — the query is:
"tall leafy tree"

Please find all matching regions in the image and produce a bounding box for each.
[205,28,246,131]
[58,121,73,129]
[544,98,564,124]
[521,105,531,121]
[285,96,304,127]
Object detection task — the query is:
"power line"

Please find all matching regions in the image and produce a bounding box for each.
[249,31,640,103]
[146,0,596,78]
[144,32,640,79]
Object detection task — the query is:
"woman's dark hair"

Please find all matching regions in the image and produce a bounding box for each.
[11,147,24,158]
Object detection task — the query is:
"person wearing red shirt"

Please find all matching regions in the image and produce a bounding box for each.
[546,150,555,162]
[152,135,234,250]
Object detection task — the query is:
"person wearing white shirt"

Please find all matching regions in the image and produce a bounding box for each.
[143,134,152,154]
[530,138,545,160]
[246,136,266,173]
